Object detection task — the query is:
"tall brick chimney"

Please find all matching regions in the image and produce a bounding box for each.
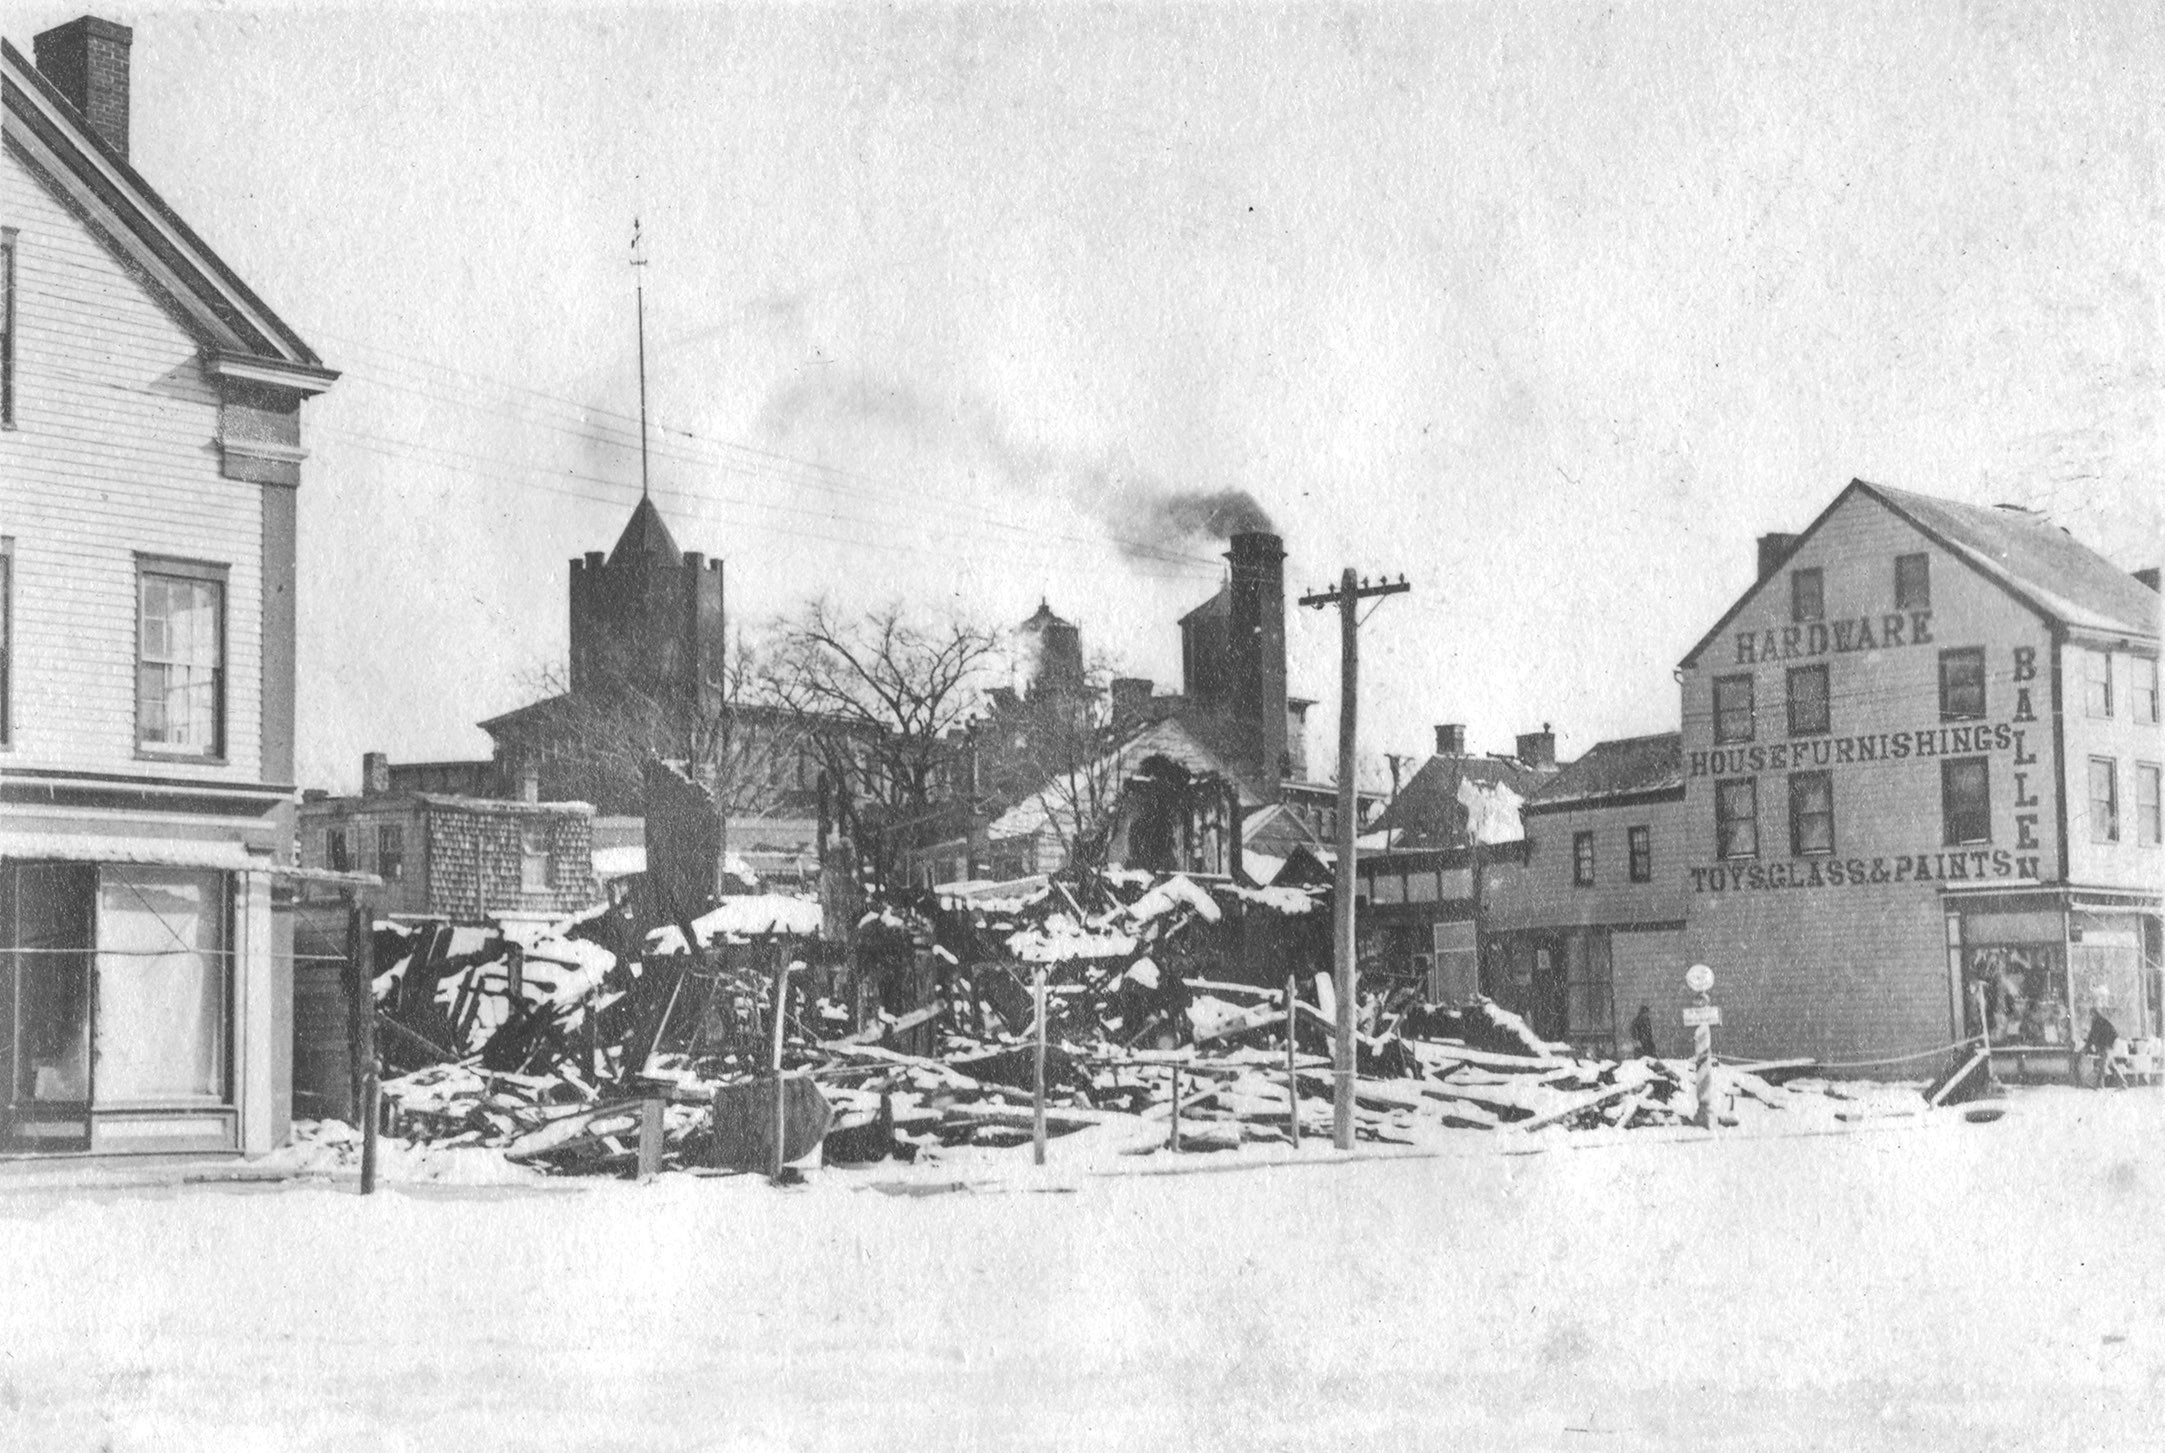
[361,752,390,797]
[1226,532,1288,793]
[1515,725,1557,770]
[34,17,133,160]
[1434,724,1466,756]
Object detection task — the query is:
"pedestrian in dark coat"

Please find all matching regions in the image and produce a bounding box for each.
[2083,1006,2120,1089]
[1631,1004,1659,1060]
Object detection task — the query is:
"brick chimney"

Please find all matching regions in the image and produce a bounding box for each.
[1757,532,1800,582]
[1434,723,1466,756]
[1516,725,1557,770]
[361,752,390,797]
[1110,677,1154,722]
[1226,532,1288,792]
[34,17,133,160]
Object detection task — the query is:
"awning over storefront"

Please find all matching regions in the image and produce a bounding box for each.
[0,834,378,886]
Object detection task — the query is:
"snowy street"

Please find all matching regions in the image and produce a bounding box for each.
[3,1087,2159,1452]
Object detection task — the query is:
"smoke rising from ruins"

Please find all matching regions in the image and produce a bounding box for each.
[756,367,1275,566]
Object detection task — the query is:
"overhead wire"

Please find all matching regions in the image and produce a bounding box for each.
[309,333,1231,574]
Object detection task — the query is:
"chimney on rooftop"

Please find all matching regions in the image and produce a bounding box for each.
[2136,567,2160,593]
[1110,677,1154,722]
[34,17,133,160]
[1434,723,1466,756]
[1757,533,1800,582]
[1226,532,1288,793]
[1516,725,1557,771]
[361,752,390,797]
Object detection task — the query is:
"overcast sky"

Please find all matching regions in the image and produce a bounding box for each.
[15,1,2159,791]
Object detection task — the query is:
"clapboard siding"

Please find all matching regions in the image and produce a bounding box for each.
[2,141,264,781]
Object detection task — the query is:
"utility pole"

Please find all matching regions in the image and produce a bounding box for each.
[1300,568,1411,1150]
[631,216,650,499]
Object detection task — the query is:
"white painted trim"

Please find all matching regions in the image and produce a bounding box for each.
[3,60,311,366]
[219,437,311,465]
[205,351,338,396]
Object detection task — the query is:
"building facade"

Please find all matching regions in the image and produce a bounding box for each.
[298,759,597,923]
[1,19,337,1154]
[1675,481,2160,1065]
[1355,725,1557,1003]
[1484,733,1688,1055]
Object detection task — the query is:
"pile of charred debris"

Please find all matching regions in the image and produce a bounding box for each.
[354,870,1910,1178]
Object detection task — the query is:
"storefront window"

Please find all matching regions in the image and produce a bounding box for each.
[2,862,95,1112]
[95,867,229,1103]
[1964,942,2069,1048]
[1371,871,1403,904]
[1404,869,1439,903]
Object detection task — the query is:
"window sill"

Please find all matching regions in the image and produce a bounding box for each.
[135,748,230,767]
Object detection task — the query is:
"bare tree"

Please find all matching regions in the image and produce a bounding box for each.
[977,651,1127,875]
[511,633,812,825]
[769,601,1004,886]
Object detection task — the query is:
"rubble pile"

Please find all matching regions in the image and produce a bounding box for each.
[346,870,1925,1178]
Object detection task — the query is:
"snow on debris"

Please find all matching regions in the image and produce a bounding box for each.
[646,894,823,952]
[1121,874,1222,925]
[1007,913,1138,963]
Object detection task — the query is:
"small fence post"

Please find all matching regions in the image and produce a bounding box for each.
[638,1098,665,1181]
[1167,1065,1182,1153]
[347,889,379,1196]
[1285,970,1300,1150]
[770,958,794,1184]
[1032,966,1048,1166]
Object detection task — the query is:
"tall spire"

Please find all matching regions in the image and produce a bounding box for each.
[631,216,650,500]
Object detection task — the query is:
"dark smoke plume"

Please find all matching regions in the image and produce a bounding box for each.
[756,366,1274,565]
[1126,488,1275,554]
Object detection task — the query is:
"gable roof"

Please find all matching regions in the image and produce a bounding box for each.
[1867,483,2158,640]
[608,496,683,565]
[1682,479,2158,667]
[1367,753,1550,850]
[2,39,334,394]
[1525,732,1682,813]
[985,712,1273,844]
[1179,582,1230,625]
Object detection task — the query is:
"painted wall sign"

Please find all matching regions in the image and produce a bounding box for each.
[1732,612,1933,665]
[1689,848,2042,893]
[1688,722,2037,780]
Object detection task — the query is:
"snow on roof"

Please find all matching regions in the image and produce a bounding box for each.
[591,845,646,880]
[1867,482,2158,640]
[1528,733,1684,811]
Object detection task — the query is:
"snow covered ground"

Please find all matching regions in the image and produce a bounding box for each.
[1,1085,2159,1451]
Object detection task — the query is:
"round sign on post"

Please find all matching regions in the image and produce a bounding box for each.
[1685,963,1714,995]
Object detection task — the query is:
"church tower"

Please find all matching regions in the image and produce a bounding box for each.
[568,497,726,714]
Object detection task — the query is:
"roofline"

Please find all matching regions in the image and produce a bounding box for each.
[4,40,328,375]
[1523,785,1686,816]
[1678,479,2068,669]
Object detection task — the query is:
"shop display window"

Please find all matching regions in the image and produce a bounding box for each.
[1964,942,2070,1048]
